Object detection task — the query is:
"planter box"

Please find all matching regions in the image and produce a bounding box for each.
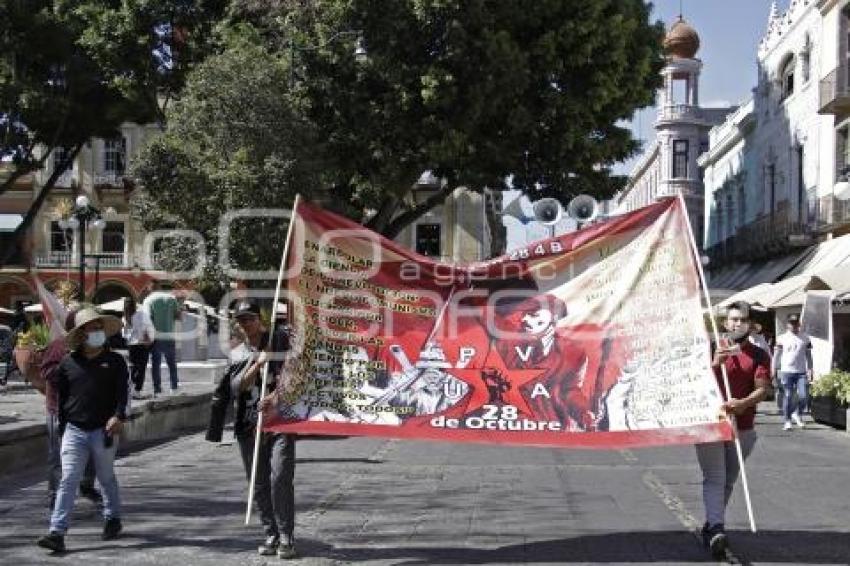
[811,395,849,430]
[12,346,44,384]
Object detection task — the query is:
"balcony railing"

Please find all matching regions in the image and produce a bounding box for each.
[53,171,75,188]
[706,202,813,265]
[811,195,850,232]
[819,66,850,114]
[35,251,73,267]
[658,104,703,122]
[93,172,129,187]
[33,252,168,270]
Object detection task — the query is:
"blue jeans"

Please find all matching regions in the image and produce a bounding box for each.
[150,339,178,391]
[49,424,121,534]
[47,414,95,499]
[780,372,808,421]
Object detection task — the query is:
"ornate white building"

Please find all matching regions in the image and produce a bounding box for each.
[617,17,735,247]
[700,0,850,370]
[702,0,850,293]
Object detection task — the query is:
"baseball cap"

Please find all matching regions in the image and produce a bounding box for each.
[234,301,261,319]
[787,313,801,324]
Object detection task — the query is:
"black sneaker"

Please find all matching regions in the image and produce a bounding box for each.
[277,543,297,559]
[37,532,65,553]
[701,522,728,558]
[79,484,103,505]
[102,517,123,541]
[258,535,279,556]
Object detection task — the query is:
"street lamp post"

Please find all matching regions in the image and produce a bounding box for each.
[58,195,105,302]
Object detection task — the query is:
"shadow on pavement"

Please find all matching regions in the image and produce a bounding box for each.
[294,530,850,564]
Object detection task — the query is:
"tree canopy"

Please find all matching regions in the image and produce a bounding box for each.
[0,0,225,266]
[137,0,665,272]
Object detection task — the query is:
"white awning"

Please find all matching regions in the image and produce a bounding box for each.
[0,214,23,232]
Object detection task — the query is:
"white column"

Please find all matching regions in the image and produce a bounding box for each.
[691,71,700,106]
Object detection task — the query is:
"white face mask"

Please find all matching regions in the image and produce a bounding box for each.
[86,330,107,348]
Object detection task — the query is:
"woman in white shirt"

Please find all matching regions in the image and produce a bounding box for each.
[123,296,155,399]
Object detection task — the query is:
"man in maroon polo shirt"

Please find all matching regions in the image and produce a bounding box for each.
[696,301,770,558]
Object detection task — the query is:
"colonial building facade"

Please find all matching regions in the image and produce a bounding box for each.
[0,123,162,308]
[702,0,850,295]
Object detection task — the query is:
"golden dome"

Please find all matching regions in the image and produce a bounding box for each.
[663,17,700,59]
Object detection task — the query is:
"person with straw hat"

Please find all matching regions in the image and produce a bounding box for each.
[37,308,129,555]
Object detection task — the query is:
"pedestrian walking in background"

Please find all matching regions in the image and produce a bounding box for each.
[748,322,771,353]
[143,284,181,395]
[774,313,813,430]
[123,296,154,399]
[37,308,129,554]
[696,301,770,559]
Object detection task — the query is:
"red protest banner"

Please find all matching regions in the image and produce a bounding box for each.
[263,197,732,448]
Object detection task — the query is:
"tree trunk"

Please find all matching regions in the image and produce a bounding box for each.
[365,194,400,234]
[0,143,83,269]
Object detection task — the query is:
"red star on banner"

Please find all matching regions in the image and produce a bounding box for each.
[449,347,545,417]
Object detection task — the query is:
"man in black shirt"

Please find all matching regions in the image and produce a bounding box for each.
[37,308,129,554]
[231,301,296,559]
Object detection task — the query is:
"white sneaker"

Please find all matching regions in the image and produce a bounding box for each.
[792,413,805,428]
[783,421,793,431]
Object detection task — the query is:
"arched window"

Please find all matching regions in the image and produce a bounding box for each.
[780,54,796,99]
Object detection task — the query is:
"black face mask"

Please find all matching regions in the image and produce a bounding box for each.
[727,327,750,343]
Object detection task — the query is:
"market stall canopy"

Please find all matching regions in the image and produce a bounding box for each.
[97,298,126,312]
[770,266,850,308]
[725,267,850,310]
[717,283,774,309]
[784,233,850,276]
[184,299,229,320]
[0,214,23,232]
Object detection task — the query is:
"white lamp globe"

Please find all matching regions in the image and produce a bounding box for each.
[75,195,90,208]
[835,180,850,201]
[66,217,80,230]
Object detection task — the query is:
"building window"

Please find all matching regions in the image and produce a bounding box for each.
[766,164,777,215]
[836,124,850,182]
[101,221,125,254]
[726,193,734,237]
[738,185,746,227]
[801,36,812,83]
[53,146,71,173]
[103,137,126,175]
[672,140,689,179]
[780,55,795,100]
[415,223,441,257]
[50,221,73,252]
[713,196,722,242]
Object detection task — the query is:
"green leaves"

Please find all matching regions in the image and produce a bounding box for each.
[135,0,664,285]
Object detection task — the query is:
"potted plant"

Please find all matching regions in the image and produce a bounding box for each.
[12,323,51,385]
[810,369,850,429]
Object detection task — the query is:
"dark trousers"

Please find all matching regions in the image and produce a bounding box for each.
[238,431,296,541]
[150,339,178,392]
[128,345,151,392]
[47,413,95,499]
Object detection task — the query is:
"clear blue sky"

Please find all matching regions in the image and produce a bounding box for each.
[614,0,779,174]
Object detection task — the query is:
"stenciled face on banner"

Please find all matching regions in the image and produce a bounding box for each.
[268,198,730,449]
